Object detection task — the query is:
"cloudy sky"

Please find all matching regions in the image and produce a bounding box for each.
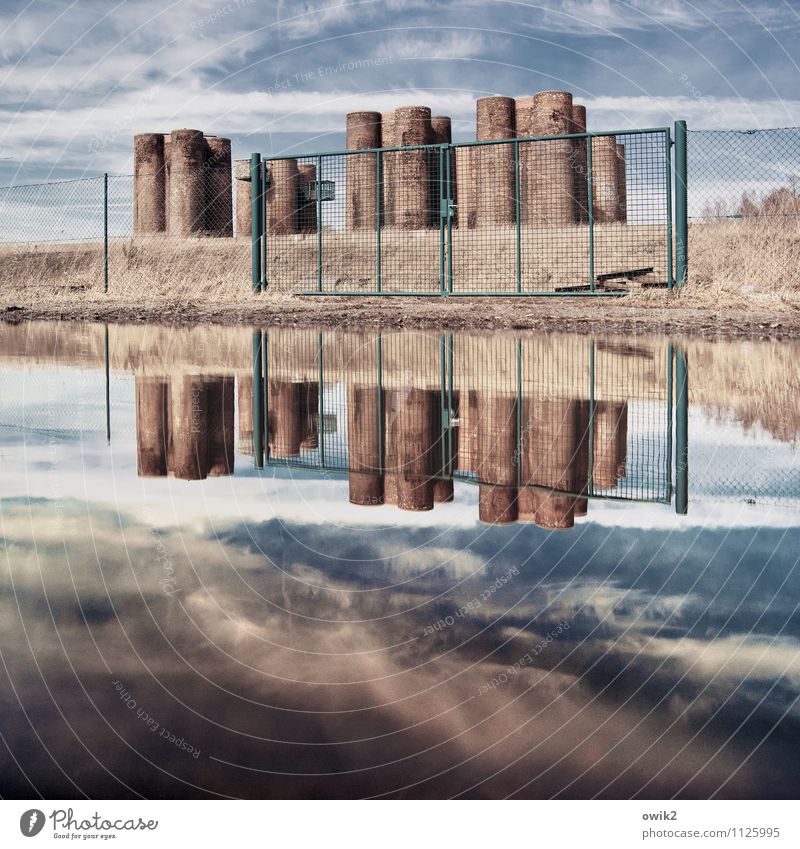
[1,0,799,182]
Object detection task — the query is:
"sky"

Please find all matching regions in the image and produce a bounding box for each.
[1,0,799,183]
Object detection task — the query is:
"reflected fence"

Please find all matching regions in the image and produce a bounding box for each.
[250,330,685,522]
[3,325,800,519]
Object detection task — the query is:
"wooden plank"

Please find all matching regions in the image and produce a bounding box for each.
[595,266,654,282]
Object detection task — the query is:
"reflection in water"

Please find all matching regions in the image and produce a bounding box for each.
[247,331,680,525]
[135,375,235,480]
[0,322,798,800]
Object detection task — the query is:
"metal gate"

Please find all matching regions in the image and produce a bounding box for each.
[250,123,686,296]
[250,330,687,515]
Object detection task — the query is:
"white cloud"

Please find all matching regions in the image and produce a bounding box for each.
[377,31,488,60]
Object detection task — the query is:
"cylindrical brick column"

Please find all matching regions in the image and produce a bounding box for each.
[268,380,303,457]
[430,382,454,502]
[615,400,628,480]
[479,486,517,524]
[616,143,627,224]
[300,381,319,449]
[346,111,381,230]
[514,96,535,227]
[135,377,169,477]
[430,116,452,227]
[237,375,254,455]
[297,163,318,234]
[383,389,399,505]
[528,91,575,227]
[431,116,451,145]
[456,389,479,470]
[348,384,384,506]
[476,96,515,226]
[381,111,396,227]
[477,394,518,524]
[574,400,591,517]
[204,136,233,236]
[234,160,252,238]
[433,479,454,503]
[514,96,535,138]
[532,490,576,530]
[170,375,208,480]
[593,401,627,489]
[396,388,435,511]
[206,377,235,476]
[572,104,589,224]
[455,146,477,228]
[526,398,581,530]
[265,158,299,235]
[133,133,166,234]
[591,135,621,224]
[167,129,206,236]
[394,106,433,230]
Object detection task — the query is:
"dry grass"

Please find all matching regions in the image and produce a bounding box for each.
[0,219,797,316]
[0,236,250,306]
[665,218,800,310]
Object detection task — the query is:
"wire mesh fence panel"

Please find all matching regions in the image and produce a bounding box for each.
[0,177,106,292]
[262,330,329,469]
[450,141,519,293]
[270,129,673,296]
[379,146,442,293]
[590,131,671,292]
[262,155,323,291]
[265,148,444,293]
[453,335,672,519]
[590,337,672,502]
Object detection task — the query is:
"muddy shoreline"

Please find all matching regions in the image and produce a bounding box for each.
[2,295,798,338]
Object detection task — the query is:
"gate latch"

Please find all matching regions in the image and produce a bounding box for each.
[440,199,457,219]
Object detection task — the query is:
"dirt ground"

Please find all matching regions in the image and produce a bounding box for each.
[1,291,797,338]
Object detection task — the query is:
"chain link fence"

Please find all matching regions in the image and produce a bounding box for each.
[687,127,800,293]
[688,128,800,221]
[2,125,800,296]
[0,172,249,296]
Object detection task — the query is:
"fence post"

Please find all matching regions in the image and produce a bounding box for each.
[514,141,521,293]
[675,346,688,514]
[250,153,262,292]
[674,120,688,288]
[586,136,595,291]
[376,150,382,293]
[261,162,268,290]
[252,330,264,467]
[439,144,446,295]
[316,155,323,293]
[446,147,454,294]
[103,173,108,293]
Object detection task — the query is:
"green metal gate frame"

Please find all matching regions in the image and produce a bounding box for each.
[251,121,688,296]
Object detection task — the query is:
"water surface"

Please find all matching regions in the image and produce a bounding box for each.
[0,322,798,799]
